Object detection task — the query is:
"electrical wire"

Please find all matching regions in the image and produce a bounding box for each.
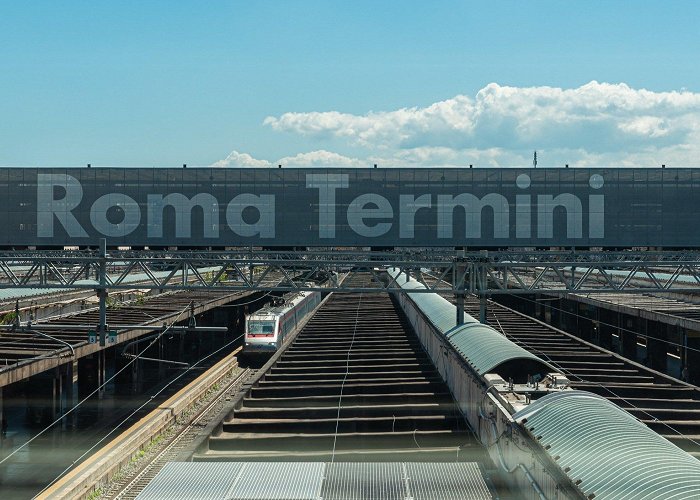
[34,330,245,498]
[420,271,700,453]
[330,293,362,463]
[421,270,700,451]
[504,293,700,355]
[216,290,273,307]
[422,268,700,355]
[0,303,192,467]
[487,305,700,451]
[0,290,270,367]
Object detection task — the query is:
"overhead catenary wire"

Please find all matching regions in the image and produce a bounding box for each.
[0,290,271,362]
[24,290,273,494]
[330,293,362,463]
[0,303,192,467]
[34,330,246,498]
[504,292,700,356]
[487,305,700,451]
[421,268,700,355]
[216,290,273,307]
[422,263,700,357]
[420,271,700,451]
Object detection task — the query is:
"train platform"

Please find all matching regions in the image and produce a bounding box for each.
[194,279,481,463]
[0,289,244,388]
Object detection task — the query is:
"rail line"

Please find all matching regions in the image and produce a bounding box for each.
[463,294,700,458]
[193,273,483,463]
[103,350,254,499]
[415,270,700,457]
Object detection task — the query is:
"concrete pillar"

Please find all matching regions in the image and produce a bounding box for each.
[97,349,107,398]
[479,294,487,324]
[51,368,62,421]
[0,387,4,440]
[62,361,75,429]
[647,321,668,372]
[687,331,700,385]
[598,309,613,350]
[613,312,622,353]
[158,335,166,380]
[131,349,141,393]
[178,328,185,361]
[77,355,98,399]
[621,316,638,360]
[681,328,689,382]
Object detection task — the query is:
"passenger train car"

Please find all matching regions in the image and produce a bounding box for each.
[243,290,322,353]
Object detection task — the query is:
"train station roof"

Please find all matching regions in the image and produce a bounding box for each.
[137,461,493,500]
[514,391,700,500]
[390,269,554,376]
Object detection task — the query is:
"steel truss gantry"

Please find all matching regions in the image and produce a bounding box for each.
[4,245,700,341]
[1,247,700,296]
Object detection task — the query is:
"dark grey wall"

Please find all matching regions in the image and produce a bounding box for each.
[1,167,697,247]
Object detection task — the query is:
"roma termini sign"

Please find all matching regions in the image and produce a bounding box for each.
[0,167,696,247]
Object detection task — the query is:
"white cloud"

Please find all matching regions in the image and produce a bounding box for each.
[263,81,700,164]
[277,150,364,167]
[215,82,700,167]
[212,149,364,168]
[213,150,271,167]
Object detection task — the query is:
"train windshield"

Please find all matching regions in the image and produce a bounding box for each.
[248,320,276,334]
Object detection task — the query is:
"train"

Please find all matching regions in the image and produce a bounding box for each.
[243,290,322,353]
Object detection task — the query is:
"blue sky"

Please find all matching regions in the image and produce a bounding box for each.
[1,1,699,167]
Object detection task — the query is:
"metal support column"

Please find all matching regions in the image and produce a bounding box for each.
[98,238,108,347]
[478,251,488,324]
[479,294,487,324]
[682,329,689,381]
[454,256,466,326]
[456,293,465,325]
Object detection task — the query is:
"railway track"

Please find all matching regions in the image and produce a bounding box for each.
[103,358,255,499]
[194,274,479,462]
[415,271,700,458]
[461,296,700,458]
[0,291,235,368]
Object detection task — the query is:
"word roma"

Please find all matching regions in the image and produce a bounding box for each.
[37,173,604,240]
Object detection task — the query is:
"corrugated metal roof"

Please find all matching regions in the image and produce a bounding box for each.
[446,323,551,375]
[137,462,244,499]
[513,391,700,500]
[399,278,464,332]
[137,461,494,500]
[321,462,405,500]
[228,462,324,500]
[406,462,492,500]
[389,268,553,376]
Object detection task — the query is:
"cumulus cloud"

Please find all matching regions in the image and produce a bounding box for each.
[213,150,271,167]
[212,149,364,168]
[277,150,365,167]
[263,81,700,163]
[215,82,700,167]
